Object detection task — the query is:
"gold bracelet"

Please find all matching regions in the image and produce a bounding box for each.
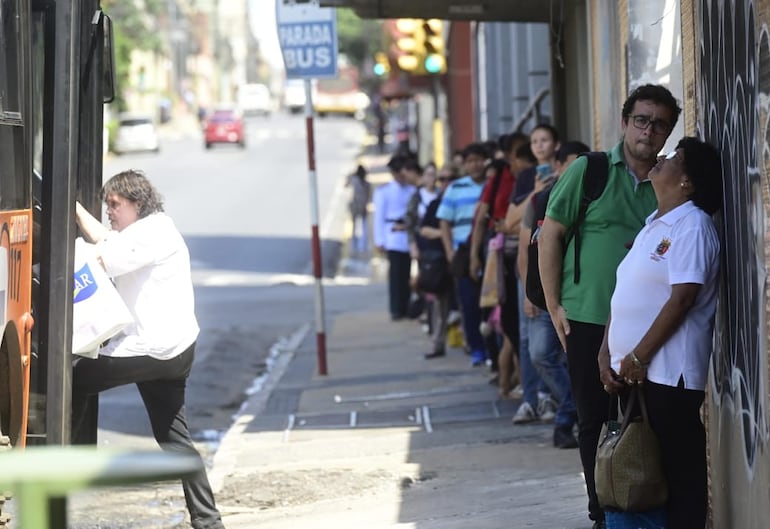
[631,351,649,368]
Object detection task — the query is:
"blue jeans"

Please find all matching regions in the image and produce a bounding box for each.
[351,213,368,253]
[517,278,546,409]
[529,311,577,428]
[456,275,486,354]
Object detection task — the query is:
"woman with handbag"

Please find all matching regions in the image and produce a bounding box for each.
[416,165,456,358]
[598,138,723,529]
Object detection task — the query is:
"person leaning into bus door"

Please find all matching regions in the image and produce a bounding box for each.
[73,169,226,529]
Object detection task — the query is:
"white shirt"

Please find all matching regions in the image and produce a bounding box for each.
[608,201,720,390]
[97,213,200,359]
[373,180,415,252]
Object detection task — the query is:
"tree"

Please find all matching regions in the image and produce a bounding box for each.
[336,8,382,74]
[101,0,165,112]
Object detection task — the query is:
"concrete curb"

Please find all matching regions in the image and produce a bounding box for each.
[209,323,310,493]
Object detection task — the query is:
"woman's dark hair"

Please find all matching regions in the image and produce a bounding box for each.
[622,84,682,129]
[514,143,537,164]
[499,132,529,154]
[677,137,723,215]
[100,169,164,218]
[354,164,367,180]
[531,123,560,144]
[483,158,509,179]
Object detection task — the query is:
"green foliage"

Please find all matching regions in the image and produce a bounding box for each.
[336,9,382,73]
[101,0,166,111]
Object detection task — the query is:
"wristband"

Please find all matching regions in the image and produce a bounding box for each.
[631,351,649,368]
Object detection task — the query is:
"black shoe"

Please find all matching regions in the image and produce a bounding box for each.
[592,521,606,529]
[424,350,445,359]
[553,425,579,449]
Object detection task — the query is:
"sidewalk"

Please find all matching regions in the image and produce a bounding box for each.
[208,178,595,529]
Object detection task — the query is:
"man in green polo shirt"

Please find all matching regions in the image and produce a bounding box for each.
[538,84,681,529]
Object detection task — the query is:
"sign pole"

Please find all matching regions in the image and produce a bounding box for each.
[304,79,328,375]
[276,0,337,376]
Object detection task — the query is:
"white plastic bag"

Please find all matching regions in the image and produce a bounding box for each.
[72,238,133,358]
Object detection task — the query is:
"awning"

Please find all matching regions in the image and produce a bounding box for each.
[319,0,555,22]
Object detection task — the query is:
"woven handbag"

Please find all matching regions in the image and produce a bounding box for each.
[594,385,668,512]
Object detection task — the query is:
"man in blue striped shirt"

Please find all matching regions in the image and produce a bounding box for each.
[437,143,488,365]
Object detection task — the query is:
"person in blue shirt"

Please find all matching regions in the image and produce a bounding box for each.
[437,143,488,366]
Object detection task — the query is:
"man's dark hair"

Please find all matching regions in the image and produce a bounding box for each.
[556,141,591,163]
[500,132,529,154]
[514,143,537,164]
[622,84,682,129]
[401,157,423,174]
[676,137,723,215]
[462,142,488,160]
[387,154,406,172]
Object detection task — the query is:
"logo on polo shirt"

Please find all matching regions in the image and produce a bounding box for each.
[650,238,671,262]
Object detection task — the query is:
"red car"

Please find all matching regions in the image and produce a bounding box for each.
[204,108,246,149]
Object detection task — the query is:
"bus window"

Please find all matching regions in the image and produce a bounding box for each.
[0,0,28,211]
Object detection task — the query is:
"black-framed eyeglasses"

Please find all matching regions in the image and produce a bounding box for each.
[630,115,671,135]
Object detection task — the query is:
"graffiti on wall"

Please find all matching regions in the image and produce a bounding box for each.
[701,0,769,473]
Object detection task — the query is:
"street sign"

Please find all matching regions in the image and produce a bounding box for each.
[276,0,338,79]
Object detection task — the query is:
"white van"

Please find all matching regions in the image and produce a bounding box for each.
[237,84,272,116]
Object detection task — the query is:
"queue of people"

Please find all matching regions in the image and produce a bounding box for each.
[367,82,723,529]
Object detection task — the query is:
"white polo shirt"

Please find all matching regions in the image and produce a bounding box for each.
[608,201,720,390]
[97,213,200,360]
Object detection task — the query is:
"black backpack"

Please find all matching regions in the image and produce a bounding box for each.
[525,152,609,310]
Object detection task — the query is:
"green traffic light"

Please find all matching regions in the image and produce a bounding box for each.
[374,63,387,76]
[424,54,444,74]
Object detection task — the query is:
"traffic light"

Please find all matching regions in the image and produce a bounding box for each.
[422,19,446,74]
[373,52,390,77]
[393,18,423,72]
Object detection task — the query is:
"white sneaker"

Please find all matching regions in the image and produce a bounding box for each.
[510,384,523,399]
[538,396,558,423]
[512,401,538,424]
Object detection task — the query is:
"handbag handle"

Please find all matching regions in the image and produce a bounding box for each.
[618,384,651,435]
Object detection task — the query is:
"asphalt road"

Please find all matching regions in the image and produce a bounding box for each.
[95,112,367,448]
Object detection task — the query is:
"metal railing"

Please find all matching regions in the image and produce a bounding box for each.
[511,88,551,132]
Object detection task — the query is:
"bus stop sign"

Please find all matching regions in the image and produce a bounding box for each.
[276,0,338,79]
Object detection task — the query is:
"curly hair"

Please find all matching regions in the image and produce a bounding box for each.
[100,169,164,218]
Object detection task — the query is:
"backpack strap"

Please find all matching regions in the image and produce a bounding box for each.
[572,152,609,283]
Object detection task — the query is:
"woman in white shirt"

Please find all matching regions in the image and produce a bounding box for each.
[74,170,225,529]
[598,138,722,529]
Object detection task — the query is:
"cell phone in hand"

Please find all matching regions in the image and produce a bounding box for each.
[536,163,552,181]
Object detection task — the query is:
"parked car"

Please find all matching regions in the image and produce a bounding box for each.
[237,83,272,116]
[283,79,308,114]
[113,113,160,154]
[204,107,246,149]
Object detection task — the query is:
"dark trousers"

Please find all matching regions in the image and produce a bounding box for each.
[387,250,411,319]
[499,255,519,346]
[565,320,609,523]
[455,274,485,353]
[645,380,707,529]
[71,344,224,529]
